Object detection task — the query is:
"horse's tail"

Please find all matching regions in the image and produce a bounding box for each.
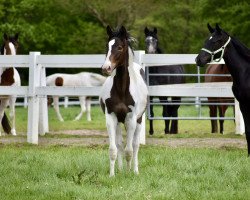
[90,73,107,85]
[2,112,11,134]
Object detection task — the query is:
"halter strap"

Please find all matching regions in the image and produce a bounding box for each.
[201,36,231,63]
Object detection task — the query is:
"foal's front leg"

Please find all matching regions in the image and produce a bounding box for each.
[106,113,118,177]
[125,113,137,171]
[116,123,123,171]
[133,122,142,174]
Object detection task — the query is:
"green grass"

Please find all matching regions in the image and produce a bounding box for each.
[0,145,249,200]
[13,104,236,137]
[1,104,249,199]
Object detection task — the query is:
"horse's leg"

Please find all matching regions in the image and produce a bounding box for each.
[86,97,91,121]
[208,99,218,133]
[125,114,137,171]
[149,96,154,135]
[239,102,250,156]
[106,113,118,177]
[170,97,181,134]
[53,96,64,121]
[160,97,170,134]
[116,123,123,171]
[74,96,86,121]
[0,99,10,136]
[218,104,228,134]
[9,96,17,135]
[133,122,141,174]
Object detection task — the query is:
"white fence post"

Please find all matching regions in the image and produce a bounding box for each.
[39,65,49,135]
[27,52,41,144]
[235,99,245,135]
[135,50,146,144]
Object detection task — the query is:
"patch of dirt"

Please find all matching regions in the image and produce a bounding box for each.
[0,129,247,150]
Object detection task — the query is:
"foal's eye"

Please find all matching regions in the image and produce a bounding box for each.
[117,46,123,51]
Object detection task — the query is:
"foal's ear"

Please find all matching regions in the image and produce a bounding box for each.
[3,33,8,40]
[106,25,113,37]
[153,27,157,34]
[207,23,215,33]
[14,33,19,41]
[120,26,127,39]
[144,27,149,35]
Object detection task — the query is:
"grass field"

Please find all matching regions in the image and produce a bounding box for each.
[0,105,249,200]
[14,104,236,136]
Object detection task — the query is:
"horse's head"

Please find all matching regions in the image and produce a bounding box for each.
[144,27,158,54]
[196,24,231,67]
[1,33,19,55]
[102,26,129,75]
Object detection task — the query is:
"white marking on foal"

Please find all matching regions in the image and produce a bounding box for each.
[4,42,16,55]
[209,36,213,40]
[102,39,115,72]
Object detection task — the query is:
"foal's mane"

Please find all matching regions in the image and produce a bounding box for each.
[108,27,137,52]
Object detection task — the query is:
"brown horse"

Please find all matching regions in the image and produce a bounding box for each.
[205,64,233,133]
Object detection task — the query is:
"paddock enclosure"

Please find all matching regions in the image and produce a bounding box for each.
[0,51,244,144]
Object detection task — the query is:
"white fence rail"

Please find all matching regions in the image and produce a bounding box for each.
[0,51,244,145]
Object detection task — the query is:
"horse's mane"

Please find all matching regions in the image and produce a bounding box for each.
[108,27,137,52]
[231,36,250,61]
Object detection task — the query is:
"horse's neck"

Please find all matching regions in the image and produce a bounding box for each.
[224,40,249,81]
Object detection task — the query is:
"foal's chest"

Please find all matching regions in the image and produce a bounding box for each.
[105,88,135,123]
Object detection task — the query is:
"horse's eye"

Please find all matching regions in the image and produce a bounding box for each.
[117,46,123,51]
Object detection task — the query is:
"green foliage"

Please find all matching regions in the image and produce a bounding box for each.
[0,0,249,82]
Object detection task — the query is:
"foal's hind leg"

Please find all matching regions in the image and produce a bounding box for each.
[9,96,17,135]
[149,97,154,135]
[169,97,181,134]
[53,96,64,121]
[86,97,91,121]
[160,97,170,134]
[0,99,10,136]
[74,96,86,121]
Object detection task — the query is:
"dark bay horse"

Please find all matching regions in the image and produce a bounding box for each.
[144,27,185,134]
[100,26,148,176]
[205,64,233,133]
[196,23,250,156]
[0,33,21,136]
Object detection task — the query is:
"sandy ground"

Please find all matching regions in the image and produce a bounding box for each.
[0,129,247,150]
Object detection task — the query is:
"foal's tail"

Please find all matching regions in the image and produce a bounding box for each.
[2,112,11,134]
[90,73,107,85]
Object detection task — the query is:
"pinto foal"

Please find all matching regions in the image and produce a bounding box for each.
[0,33,21,136]
[100,26,148,176]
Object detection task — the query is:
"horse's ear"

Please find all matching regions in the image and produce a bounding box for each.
[144,27,149,35]
[215,23,222,33]
[106,25,113,37]
[207,23,214,33]
[120,26,127,39]
[153,27,157,34]
[14,33,19,41]
[3,33,8,40]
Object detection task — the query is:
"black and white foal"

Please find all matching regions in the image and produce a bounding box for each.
[0,33,21,136]
[100,26,148,176]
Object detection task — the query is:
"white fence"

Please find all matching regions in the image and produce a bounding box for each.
[0,51,244,145]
